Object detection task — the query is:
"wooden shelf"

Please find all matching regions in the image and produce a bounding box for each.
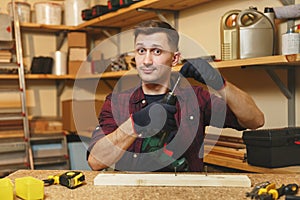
[20,23,77,33]
[20,0,211,32]
[0,74,71,80]
[213,54,300,69]
[0,54,299,80]
[77,0,211,29]
[96,54,300,79]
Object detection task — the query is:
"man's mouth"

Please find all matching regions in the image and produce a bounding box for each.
[140,66,156,74]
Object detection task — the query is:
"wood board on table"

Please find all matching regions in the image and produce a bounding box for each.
[94,173,251,187]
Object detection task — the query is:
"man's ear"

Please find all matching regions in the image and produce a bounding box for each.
[172,52,181,67]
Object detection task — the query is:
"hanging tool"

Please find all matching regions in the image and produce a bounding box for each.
[43,171,85,189]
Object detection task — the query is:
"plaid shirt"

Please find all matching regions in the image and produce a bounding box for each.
[88,85,244,172]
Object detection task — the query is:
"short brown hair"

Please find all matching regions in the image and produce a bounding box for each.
[134,20,179,51]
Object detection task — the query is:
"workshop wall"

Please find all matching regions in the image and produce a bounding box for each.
[0,0,299,130]
[178,0,300,129]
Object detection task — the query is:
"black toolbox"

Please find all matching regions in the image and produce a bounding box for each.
[108,0,140,10]
[242,127,300,168]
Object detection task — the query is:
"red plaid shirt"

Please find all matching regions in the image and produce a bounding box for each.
[88,85,244,172]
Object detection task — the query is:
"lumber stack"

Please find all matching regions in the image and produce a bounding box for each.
[204,131,247,170]
[0,120,24,139]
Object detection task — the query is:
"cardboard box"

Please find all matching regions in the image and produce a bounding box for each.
[62,99,104,132]
[68,48,88,61]
[67,32,87,48]
[30,117,62,134]
[68,61,91,75]
[243,127,300,168]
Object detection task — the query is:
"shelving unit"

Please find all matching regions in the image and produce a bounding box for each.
[16,0,210,32]
[30,133,70,170]
[0,54,299,80]
[0,0,33,174]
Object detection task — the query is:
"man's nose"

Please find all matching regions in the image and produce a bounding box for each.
[143,51,153,66]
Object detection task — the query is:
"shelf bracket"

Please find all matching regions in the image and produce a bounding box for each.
[56,79,66,116]
[136,8,179,29]
[55,31,67,51]
[265,69,292,99]
[243,65,296,126]
[95,27,122,55]
[101,30,119,47]
[264,67,296,126]
[102,79,114,91]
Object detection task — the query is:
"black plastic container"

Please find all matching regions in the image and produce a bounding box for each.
[82,9,93,20]
[92,5,110,17]
[108,0,140,10]
[243,127,300,168]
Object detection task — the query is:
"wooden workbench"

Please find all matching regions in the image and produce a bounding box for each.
[7,170,300,200]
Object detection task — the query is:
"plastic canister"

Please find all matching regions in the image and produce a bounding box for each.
[7,1,31,23]
[220,10,241,60]
[237,8,274,59]
[64,0,89,26]
[51,51,67,75]
[15,176,44,200]
[34,2,62,25]
[281,28,300,55]
[0,178,13,200]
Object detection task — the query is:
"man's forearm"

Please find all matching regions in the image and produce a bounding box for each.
[218,82,265,129]
[88,118,137,170]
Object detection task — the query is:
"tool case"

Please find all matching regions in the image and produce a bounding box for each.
[108,0,140,10]
[242,127,300,168]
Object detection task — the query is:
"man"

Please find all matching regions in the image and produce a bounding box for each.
[87,20,264,172]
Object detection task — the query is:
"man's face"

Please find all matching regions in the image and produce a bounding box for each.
[134,32,178,85]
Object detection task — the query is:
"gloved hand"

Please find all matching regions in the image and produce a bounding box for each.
[179,58,226,90]
[131,102,177,136]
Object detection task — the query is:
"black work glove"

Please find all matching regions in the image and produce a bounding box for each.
[180,58,225,90]
[131,102,177,136]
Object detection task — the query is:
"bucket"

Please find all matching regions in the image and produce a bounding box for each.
[64,0,89,26]
[7,1,31,23]
[34,2,62,25]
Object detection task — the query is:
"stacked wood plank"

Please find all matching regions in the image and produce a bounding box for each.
[0,50,12,63]
[204,131,247,171]
[0,120,24,139]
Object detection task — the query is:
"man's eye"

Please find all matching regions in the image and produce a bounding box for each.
[137,48,146,55]
[152,48,162,55]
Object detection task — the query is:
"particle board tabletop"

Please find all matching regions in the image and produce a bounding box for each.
[6,170,300,200]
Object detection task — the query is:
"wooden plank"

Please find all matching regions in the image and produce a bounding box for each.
[146,0,211,10]
[205,134,244,144]
[0,74,71,80]
[1,54,300,81]
[0,130,24,138]
[94,173,251,187]
[213,54,300,68]
[205,145,246,160]
[204,139,246,149]
[77,0,211,29]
